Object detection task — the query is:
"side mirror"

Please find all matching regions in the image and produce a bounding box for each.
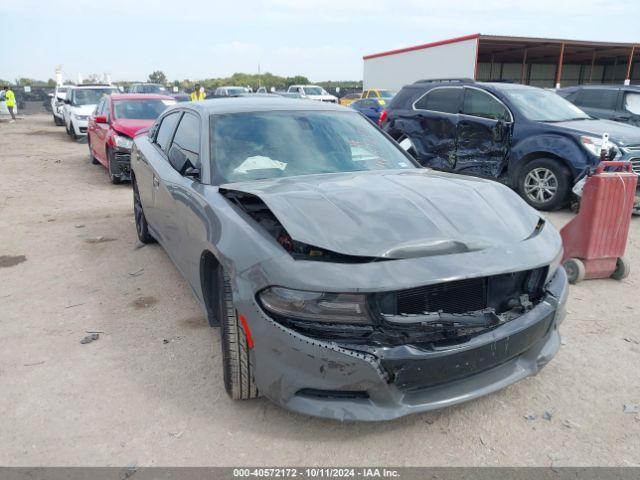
[94,115,108,124]
[184,166,201,180]
[64,99,71,105]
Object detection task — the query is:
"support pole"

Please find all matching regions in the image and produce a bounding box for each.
[588,50,596,83]
[520,48,528,84]
[625,45,635,86]
[555,42,565,89]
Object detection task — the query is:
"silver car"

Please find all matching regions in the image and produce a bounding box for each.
[130,97,568,421]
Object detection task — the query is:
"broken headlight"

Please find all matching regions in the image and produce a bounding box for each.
[114,134,133,150]
[258,287,372,324]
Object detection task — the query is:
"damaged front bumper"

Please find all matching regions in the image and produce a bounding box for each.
[244,267,568,421]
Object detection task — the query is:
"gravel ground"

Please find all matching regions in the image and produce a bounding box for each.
[1,115,639,467]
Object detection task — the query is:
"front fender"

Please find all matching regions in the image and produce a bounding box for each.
[510,134,591,180]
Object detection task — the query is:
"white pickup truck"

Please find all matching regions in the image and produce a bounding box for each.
[287,85,338,103]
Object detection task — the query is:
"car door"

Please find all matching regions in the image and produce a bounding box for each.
[138,110,182,237]
[88,98,103,157]
[94,99,110,163]
[411,87,462,170]
[573,88,620,120]
[156,111,205,285]
[457,87,513,178]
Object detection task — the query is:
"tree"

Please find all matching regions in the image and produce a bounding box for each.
[148,71,167,84]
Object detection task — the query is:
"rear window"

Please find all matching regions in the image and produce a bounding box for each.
[387,87,424,110]
[575,89,618,110]
[414,87,461,114]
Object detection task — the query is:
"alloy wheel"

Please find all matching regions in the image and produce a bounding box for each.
[523,167,558,203]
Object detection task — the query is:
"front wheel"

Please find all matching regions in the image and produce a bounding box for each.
[133,177,155,244]
[518,158,571,211]
[69,121,78,140]
[563,258,586,284]
[218,266,260,400]
[53,114,63,126]
[611,257,630,280]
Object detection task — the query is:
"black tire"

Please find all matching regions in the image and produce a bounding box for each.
[217,266,260,400]
[563,258,586,284]
[107,148,122,184]
[132,177,155,244]
[611,257,630,280]
[53,114,63,126]
[518,158,571,211]
[69,121,78,140]
[65,120,70,135]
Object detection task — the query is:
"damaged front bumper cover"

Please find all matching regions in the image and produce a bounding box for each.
[246,267,568,421]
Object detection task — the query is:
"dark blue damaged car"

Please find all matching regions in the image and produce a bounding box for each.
[381,79,640,211]
[130,97,568,421]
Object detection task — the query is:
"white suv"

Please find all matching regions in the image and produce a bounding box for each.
[51,85,70,126]
[287,85,337,103]
[63,84,118,139]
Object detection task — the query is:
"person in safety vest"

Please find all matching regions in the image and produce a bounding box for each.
[3,86,16,122]
[190,84,206,101]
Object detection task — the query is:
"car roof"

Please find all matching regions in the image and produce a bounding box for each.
[109,93,175,101]
[173,97,348,115]
[558,84,640,91]
[69,84,118,90]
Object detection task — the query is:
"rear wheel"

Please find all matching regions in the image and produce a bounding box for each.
[217,266,260,400]
[518,158,571,211]
[132,177,155,244]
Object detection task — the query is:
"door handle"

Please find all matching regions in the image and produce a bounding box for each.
[153,176,160,188]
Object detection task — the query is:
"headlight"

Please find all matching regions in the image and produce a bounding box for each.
[545,247,563,285]
[580,135,619,159]
[114,135,133,150]
[73,114,88,121]
[258,287,372,324]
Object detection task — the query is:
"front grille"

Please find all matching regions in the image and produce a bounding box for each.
[114,152,131,164]
[397,277,487,314]
[630,157,640,175]
[79,127,87,133]
[381,268,547,317]
[383,311,554,391]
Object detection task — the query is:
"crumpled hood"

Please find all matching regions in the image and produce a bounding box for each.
[222,170,541,258]
[112,119,155,138]
[554,119,640,146]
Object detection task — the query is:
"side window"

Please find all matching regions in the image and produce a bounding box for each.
[155,112,181,153]
[94,98,104,116]
[623,92,640,115]
[414,87,461,114]
[575,89,618,110]
[463,88,510,121]
[169,112,201,171]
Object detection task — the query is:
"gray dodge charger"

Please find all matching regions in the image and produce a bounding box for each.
[130,97,568,421]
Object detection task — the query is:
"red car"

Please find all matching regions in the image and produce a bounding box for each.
[87,94,176,183]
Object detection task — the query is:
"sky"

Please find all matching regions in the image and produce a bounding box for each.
[1,0,639,83]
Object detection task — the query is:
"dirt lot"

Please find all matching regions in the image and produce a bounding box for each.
[1,115,639,467]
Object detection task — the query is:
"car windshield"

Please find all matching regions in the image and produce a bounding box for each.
[74,88,117,105]
[211,111,416,184]
[303,87,325,95]
[137,85,166,93]
[226,87,247,95]
[503,88,590,122]
[378,90,395,99]
[113,99,175,120]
